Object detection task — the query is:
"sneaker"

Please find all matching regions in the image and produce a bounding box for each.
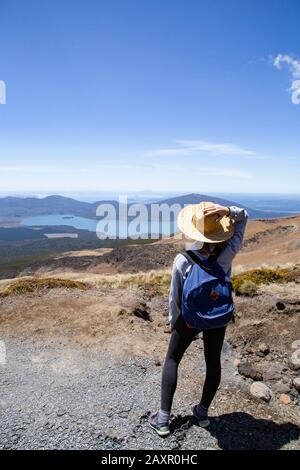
[192,405,210,427]
[149,412,170,437]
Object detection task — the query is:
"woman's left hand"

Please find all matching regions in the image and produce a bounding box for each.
[203,204,230,218]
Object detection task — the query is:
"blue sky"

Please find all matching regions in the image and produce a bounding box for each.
[0,0,299,194]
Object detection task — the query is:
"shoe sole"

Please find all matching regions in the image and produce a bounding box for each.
[192,407,210,428]
[196,417,210,428]
[149,422,170,437]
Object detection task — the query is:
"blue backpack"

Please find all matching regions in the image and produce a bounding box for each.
[182,250,234,330]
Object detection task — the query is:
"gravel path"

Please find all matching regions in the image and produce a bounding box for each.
[1,334,299,450]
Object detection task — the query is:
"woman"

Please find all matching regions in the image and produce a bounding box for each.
[150,202,248,437]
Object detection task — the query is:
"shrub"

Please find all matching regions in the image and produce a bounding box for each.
[232,268,289,295]
[235,280,258,296]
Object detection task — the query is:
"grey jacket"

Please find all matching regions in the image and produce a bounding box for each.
[169,206,249,329]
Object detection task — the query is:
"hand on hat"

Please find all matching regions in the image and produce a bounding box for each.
[203,204,230,219]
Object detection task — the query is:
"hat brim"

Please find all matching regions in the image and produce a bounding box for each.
[177,204,234,243]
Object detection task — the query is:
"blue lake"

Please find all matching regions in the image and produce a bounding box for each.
[22,214,178,238]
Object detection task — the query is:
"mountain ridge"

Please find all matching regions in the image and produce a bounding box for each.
[0,193,294,219]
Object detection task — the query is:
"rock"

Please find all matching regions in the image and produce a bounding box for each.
[256,352,265,358]
[289,349,300,370]
[289,389,299,398]
[272,382,290,394]
[250,382,272,402]
[291,340,300,350]
[292,377,300,391]
[257,343,270,356]
[132,302,152,322]
[233,359,241,367]
[238,361,263,381]
[279,394,291,405]
[276,301,286,311]
[154,357,161,366]
[263,364,284,382]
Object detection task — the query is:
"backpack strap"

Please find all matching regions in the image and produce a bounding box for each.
[182,250,212,272]
[181,250,226,279]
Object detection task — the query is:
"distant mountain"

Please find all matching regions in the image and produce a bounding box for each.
[0,195,123,219]
[148,193,280,219]
[0,193,292,219]
[0,195,92,218]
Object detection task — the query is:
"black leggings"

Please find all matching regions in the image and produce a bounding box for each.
[161,314,226,412]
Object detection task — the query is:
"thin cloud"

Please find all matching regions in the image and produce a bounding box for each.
[273,54,300,104]
[0,164,139,173]
[151,163,251,179]
[149,139,256,157]
[96,164,140,170]
[177,140,255,156]
[198,167,252,179]
[273,54,300,77]
[0,166,79,173]
[0,166,24,172]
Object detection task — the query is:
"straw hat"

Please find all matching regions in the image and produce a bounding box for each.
[177,201,234,243]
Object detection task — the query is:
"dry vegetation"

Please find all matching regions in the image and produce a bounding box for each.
[91,270,171,297]
[0,277,88,298]
[231,267,300,296]
[2,265,299,300]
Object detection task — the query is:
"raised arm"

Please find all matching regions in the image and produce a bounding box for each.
[216,206,249,273]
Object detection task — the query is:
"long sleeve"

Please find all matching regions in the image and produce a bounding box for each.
[168,255,187,330]
[216,206,249,274]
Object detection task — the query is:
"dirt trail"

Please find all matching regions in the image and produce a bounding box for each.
[0,286,299,449]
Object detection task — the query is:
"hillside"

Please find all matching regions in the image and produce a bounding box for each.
[2,214,300,280]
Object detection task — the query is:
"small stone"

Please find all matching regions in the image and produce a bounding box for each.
[289,389,298,398]
[154,357,161,366]
[256,352,265,358]
[238,361,263,381]
[291,340,300,350]
[289,349,300,370]
[250,382,272,402]
[258,343,270,355]
[263,364,284,382]
[279,394,291,405]
[57,410,65,417]
[272,382,290,394]
[233,359,241,367]
[292,377,300,391]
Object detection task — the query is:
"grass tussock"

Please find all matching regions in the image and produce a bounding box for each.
[232,267,292,296]
[93,270,171,297]
[0,277,88,298]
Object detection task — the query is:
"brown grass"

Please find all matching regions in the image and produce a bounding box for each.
[92,270,171,297]
[0,277,88,298]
